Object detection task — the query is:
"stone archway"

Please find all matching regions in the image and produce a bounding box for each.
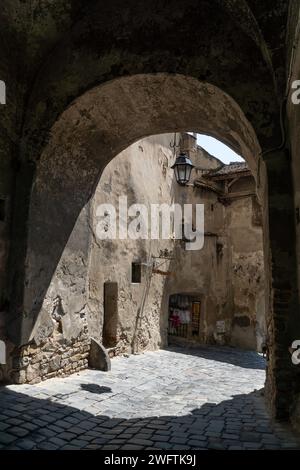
[5,72,299,422]
[11,74,262,342]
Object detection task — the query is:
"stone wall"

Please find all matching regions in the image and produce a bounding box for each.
[0,135,13,382]
[87,134,176,355]
[11,330,90,385]
[2,294,91,384]
[287,6,300,431]
[164,181,230,346]
[0,193,93,383]
[1,200,93,383]
[164,137,265,350]
[228,194,265,350]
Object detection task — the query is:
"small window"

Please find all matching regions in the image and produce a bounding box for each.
[0,199,5,222]
[131,262,142,283]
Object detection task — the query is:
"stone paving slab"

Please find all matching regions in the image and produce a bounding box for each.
[0,346,299,450]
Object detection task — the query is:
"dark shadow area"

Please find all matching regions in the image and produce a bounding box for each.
[0,386,298,450]
[164,345,266,371]
[80,384,112,395]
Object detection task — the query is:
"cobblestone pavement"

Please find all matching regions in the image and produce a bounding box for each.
[0,346,299,450]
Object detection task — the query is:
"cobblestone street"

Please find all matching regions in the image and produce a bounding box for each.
[0,346,299,450]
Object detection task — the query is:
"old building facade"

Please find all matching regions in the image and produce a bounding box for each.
[89,133,266,357]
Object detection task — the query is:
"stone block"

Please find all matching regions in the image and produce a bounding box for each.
[26,363,41,382]
[88,337,110,371]
[48,355,61,372]
[30,309,55,346]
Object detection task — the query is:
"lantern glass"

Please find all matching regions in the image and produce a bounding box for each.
[177,165,186,183]
[171,153,194,185]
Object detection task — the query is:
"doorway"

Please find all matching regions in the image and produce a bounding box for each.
[103,282,118,348]
[168,294,202,340]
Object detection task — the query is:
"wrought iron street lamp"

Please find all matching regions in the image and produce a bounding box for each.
[171,152,195,186]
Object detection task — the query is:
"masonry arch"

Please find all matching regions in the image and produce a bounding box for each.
[12,73,261,337]
[6,72,299,420]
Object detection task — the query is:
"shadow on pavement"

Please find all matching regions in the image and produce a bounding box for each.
[164,345,266,370]
[80,384,112,395]
[0,385,298,450]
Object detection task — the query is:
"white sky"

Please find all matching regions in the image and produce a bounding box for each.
[193,134,244,164]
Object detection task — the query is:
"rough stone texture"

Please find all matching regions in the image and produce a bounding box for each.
[87,134,176,355]
[227,195,265,350]
[8,315,91,385]
[286,17,300,428]
[0,347,299,450]
[163,137,265,350]
[288,5,300,315]
[89,338,111,372]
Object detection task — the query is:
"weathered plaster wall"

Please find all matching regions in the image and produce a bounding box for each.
[165,181,231,346]
[87,134,176,355]
[5,204,92,384]
[227,193,265,350]
[89,133,265,355]
[166,169,265,350]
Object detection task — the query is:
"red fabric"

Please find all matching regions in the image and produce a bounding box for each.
[170,313,181,327]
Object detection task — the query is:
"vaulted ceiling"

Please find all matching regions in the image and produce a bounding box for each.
[0,0,295,165]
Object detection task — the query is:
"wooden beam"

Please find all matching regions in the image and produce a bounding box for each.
[220,190,255,200]
[194,178,223,195]
[228,176,241,189]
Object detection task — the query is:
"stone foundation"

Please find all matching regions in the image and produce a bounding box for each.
[10,332,91,385]
[1,308,92,385]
